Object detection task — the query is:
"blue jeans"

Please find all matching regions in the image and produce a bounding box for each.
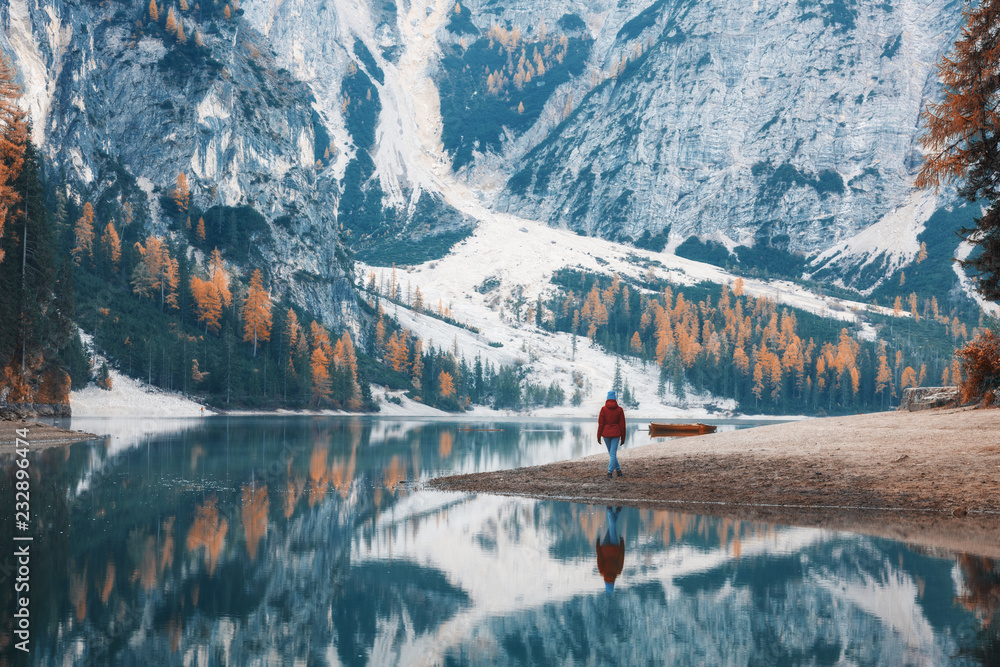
[604,437,621,473]
[603,506,621,543]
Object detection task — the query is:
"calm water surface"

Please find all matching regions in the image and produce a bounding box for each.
[1,416,997,665]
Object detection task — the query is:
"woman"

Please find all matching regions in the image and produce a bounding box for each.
[597,390,626,478]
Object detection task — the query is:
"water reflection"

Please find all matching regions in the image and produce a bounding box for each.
[597,507,625,593]
[0,417,995,664]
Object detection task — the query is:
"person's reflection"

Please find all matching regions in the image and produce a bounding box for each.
[596,506,625,593]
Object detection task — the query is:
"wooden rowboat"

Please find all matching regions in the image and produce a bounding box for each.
[648,422,718,437]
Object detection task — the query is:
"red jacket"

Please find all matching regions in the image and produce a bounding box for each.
[596,538,625,583]
[598,400,626,441]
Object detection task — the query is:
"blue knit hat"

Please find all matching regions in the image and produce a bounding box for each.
[607,390,616,400]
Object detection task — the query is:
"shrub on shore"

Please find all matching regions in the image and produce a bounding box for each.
[956,329,1000,405]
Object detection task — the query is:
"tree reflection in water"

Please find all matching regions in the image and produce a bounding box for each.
[2,416,997,664]
[957,555,1000,664]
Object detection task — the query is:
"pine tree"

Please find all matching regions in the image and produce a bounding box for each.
[410,338,423,389]
[242,268,272,357]
[0,138,77,405]
[72,202,95,266]
[413,286,424,313]
[190,275,222,333]
[148,0,159,22]
[100,222,121,272]
[439,370,455,398]
[310,322,332,405]
[918,0,1000,299]
[173,172,190,212]
[165,6,178,35]
[223,4,231,20]
[374,315,385,354]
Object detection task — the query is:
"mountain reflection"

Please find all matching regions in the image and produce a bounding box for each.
[0,416,993,664]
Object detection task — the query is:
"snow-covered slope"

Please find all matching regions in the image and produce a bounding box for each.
[361,203,912,416]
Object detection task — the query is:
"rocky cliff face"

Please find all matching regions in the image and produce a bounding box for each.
[480,0,960,256]
[2,0,966,304]
[240,0,963,269]
[1,0,357,327]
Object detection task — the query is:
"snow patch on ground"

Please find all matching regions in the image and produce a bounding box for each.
[72,369,209,417]
[808,190,938,291]
[71,333,209,417]
[358,200,907,417]
[360,282,736,418]
[954,240,1000,318]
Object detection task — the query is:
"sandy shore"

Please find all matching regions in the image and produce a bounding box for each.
[429,407,1000,557]
[0,421,99,454]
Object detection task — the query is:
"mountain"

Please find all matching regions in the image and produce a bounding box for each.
[2,0,357,328]
[4,0,967,287]
[0,0,988,417]
[236,0,965,284]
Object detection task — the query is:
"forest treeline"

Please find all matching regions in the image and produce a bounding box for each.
[539,270,983,414]
[0,32,995,416]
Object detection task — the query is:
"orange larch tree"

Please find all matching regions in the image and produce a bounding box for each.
[0,52,27,266]
[386,331,409,373]
[72,202,95,265]
[439,370,455,398]
[339,331,361,409]
[132,236,179,309]
[100,221,121,272]
[165,7,179,36]
[190,275,222,333]
[630,331,643,356]
[917,0,1000,299]
[173,172,190,211]
[208,248,232,307]
[242,269,272,357]
[310,321,332,405]
[240,483,268,561]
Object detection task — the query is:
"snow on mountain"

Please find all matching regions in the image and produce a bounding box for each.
[361,206,909,417]
[808,189,939,292]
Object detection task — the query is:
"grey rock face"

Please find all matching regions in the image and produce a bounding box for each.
[2,0,966,307]
[485,0,961,254]
[2,0,357,329]
[897,386,958,412]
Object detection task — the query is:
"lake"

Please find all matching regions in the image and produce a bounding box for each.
[1,416,996,665]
